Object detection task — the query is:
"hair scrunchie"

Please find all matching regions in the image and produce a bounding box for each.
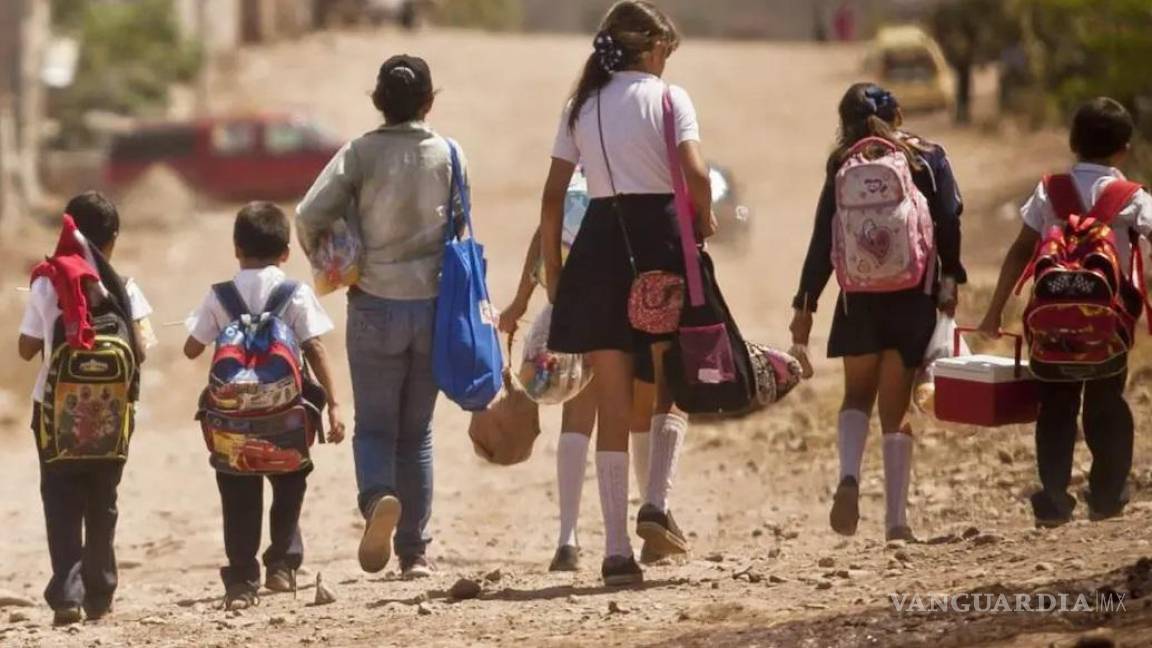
[593,31,626,73]
[864,85,899,122]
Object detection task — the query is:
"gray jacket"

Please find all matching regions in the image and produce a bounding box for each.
[296,121,466,300]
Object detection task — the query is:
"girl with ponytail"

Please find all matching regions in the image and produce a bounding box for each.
[791,82,966,543]
[540,1,716,586]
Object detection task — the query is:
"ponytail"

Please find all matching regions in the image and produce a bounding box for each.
[566,1,680,133]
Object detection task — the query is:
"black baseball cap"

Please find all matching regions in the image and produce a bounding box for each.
[378,54,433,97]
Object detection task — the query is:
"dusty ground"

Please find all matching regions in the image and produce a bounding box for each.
[3,28,1152,648]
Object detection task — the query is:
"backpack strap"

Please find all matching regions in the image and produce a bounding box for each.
[212,282,249,321]
[1087,179,1142,226]
[1043,174,1084,221]
[263,280,300,318]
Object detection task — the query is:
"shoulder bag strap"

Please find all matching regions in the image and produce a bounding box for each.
[1043,174,1084,222]
[212,281,249,321]
[596,90,639,278]
[264,279,300,318]
[444,138,474,243]
[661,87,705,307]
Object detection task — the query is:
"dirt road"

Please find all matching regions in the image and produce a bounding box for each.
[3,28,1150,648]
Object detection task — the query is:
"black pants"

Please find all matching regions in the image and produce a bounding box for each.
[216,469,309,588]
[1035,371,1133,515]
[40,462,125,611]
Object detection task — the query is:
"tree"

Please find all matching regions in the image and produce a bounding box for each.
[49,0,200,147]
[928,0,1017,124]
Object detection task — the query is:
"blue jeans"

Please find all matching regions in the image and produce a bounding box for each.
[347,291,438,560]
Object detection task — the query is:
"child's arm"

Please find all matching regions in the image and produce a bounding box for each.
[678,140,717,240]
[541,159,577,304]
[978,224,1040,336]
[183,337,207,360]
[302,337,345,444]
[498,228,541,334]
[18,335,42,361]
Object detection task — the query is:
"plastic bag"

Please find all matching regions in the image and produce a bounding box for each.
[514,305,593,405]
[914,315,970,413]
[311,220,362,296]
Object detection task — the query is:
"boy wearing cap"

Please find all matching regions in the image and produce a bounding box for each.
[297,54,467,580]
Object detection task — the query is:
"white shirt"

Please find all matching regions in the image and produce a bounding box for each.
[1022,162,1152,269]
[20,277,153,403]
[186,266,334,347]
[551,71,700,199]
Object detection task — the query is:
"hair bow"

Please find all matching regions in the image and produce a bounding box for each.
[593,32,626,73]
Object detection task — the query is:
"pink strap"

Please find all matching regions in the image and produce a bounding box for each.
[662,88,704,307]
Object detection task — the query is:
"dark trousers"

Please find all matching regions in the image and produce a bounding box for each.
[1035,371,1133,514]
[40,462,125,611]
[215,469,309,587]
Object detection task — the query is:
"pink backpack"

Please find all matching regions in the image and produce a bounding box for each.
[832,137,935,293]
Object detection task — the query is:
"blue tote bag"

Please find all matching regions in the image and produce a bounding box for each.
[433,140,503,411]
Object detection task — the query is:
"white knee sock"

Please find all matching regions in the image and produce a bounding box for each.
[630,430,651,500]
[646,413,688,512]
[838,409,870,482]
[596,451,633,558]
[882,432,914,529]
[556,433,590,548]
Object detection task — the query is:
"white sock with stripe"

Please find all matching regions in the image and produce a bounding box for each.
[556,432,590,548]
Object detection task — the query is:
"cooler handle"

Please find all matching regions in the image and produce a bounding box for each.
[953,327,1025,380]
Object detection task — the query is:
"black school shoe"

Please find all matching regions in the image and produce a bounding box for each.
[601,555,644,587]
[264,564,297,594]
[1031,490,1077,528]
[1083,487,1130,522]
[549,545,581,572]
[83,595,114,621]
[53,608,82,626]
[636,504,689,561]
[830,476,860,536]
[223,582,260,611]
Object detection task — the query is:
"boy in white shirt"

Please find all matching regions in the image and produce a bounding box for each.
[184,202,345,610]
[18,192,153,626]
[980,98,1152,527]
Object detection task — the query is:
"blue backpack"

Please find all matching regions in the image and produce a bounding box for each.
[433,140,503,411]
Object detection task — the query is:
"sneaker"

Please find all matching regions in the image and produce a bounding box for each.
[829,476,860,536]
[223,582,259,611]
[1032,490,1076,528]
[264,564,297,594]
[635,504,689,559]
[53,608,82,626]
[886,525,917,543]
[601,555,644,587]
[82,597,113,621]
[399,556,434,580]
[359,495,401,573]
[549,545,581,572]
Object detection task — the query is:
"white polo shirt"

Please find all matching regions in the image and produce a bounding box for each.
[20,277,153,403]
[552,71,700,199]
[186,266,334,347]
[1021,162,1152,269]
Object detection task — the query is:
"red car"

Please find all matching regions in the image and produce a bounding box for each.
[104,115,342,202]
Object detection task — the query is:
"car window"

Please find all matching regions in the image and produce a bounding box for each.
[883,49,938,83]
[211,122,257,156]
[265,122,309,155]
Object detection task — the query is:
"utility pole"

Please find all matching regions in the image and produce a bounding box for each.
[18,0,49,210]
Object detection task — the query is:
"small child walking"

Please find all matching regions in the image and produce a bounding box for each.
[979,98,1152,526]
[184,202,345,610]
[18,192,153,625]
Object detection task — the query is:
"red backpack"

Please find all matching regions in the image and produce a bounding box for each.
[1017,174,1150,382]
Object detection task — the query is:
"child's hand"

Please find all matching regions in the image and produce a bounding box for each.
[938,277,959,318]
[326,404,346,444]
[789,309,813,346]
[498,298,527,334]
[976,311,1002,339]
[696,210,719,240]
